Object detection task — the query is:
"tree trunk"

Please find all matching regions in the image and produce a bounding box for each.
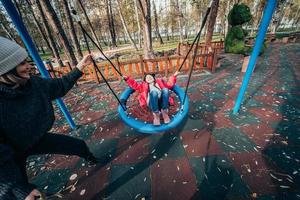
[25,0,54,55]
[250,0,260,37]
[271,0,290,33]
[223,0,231,37]
[62,0,83,59]
[39,0,77,66]
[116,0,138,50]
[77,0,102,49]
[138,0,154,58]
[205,0,220,47]
[292,6,300,29]
[0,23,17,42]
[134,0,142,48]
[175,0,183,43]
[95,3,108,46]
[35,0,64,67]
[275,0,292,31]
[106,0,117,48]
[152,0,163,44]
[164,0,170,41]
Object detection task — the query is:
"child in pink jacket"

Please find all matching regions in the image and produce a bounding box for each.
[123,71,179,125]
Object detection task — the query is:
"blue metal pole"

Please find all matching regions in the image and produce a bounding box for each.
[233,0,277,114]
[1,0,77,129]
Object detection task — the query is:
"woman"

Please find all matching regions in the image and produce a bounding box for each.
[0,37,99,200]
[123,71,179,126]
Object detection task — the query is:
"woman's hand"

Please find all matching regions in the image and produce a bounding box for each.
[25,189,43,200]
[76,54,93,71]
[174,71,180,77]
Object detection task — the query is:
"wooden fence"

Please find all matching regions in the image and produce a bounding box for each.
[177,40,224,56]
[83,50,218,83]
[45,42,222,84]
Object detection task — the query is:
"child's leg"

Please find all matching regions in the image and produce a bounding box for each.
[149,91,161,125]
[161,88,171,123]
[161,88,170,110]
[149,91,160,113]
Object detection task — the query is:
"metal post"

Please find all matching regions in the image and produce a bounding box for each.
[1,0,77,129]
[233,0,277,114]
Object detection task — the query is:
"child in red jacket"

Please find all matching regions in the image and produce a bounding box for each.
[124,71,179,125]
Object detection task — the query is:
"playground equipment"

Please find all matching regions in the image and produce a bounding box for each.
[69,0,214,133]
[0,0,278,131]
[233,0,277,114]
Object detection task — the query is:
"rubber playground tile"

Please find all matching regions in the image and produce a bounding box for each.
[212,128,258,153]
[249,107,282,124]
[254,95,284,107]
[181,130,224,157]
[69,101,91,113]
[229,111,261,126]
[219,99,235,112]
[226,152,290,195]
[242,97,265,108]
[240,123,286,148]
[69,123,97,140]
[191,100,219,113]
[181,117,207,132]
[119,129,144,139]
[27,155,50,177]
[262,145,300,186]
[151,158,197,200]
[102,163,151,200]
[50,124,72,135]
[88,138,118,164]
[214,112,235,129]
[189,155,251,200]
[113,136,150,164]
[30,168,72,195]
[149,132,186,159]
[43,155,80,170]
[78,110,106,125]
[256,193,300,200]
[188,91,209,102]
[62,165,111,200]
[91,118,125,140]
[274,121,300,145]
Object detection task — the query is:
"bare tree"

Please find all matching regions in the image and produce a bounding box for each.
[24,0,54,56]
[62,0,83,59]
[138,0,154,58]
[116,0,138,50]
[206,0,220,47]
[105,0,117,48]
[175,0,184,43]
[77,0,103,49]
[39,0,77,66]
[134,0,142,48]
[153,0,163,44]
[35,0,64,67]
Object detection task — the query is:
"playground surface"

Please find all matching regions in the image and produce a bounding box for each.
[27,43,300,200]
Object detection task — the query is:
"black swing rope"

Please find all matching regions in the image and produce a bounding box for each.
[179,1,213,110]
[78,21,127,112]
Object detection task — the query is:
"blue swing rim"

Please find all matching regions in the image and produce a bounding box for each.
[118,85,189,134]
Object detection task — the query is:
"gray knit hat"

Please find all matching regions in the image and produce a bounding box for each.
[0,36,28,76]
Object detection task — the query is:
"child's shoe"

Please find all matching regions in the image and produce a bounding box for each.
[161,109,171,124]
[153,112,161,126]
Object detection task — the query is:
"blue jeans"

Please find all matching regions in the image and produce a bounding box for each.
[149,88,169,113]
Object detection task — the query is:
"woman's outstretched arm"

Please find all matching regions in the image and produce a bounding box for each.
[41,54,92,100]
